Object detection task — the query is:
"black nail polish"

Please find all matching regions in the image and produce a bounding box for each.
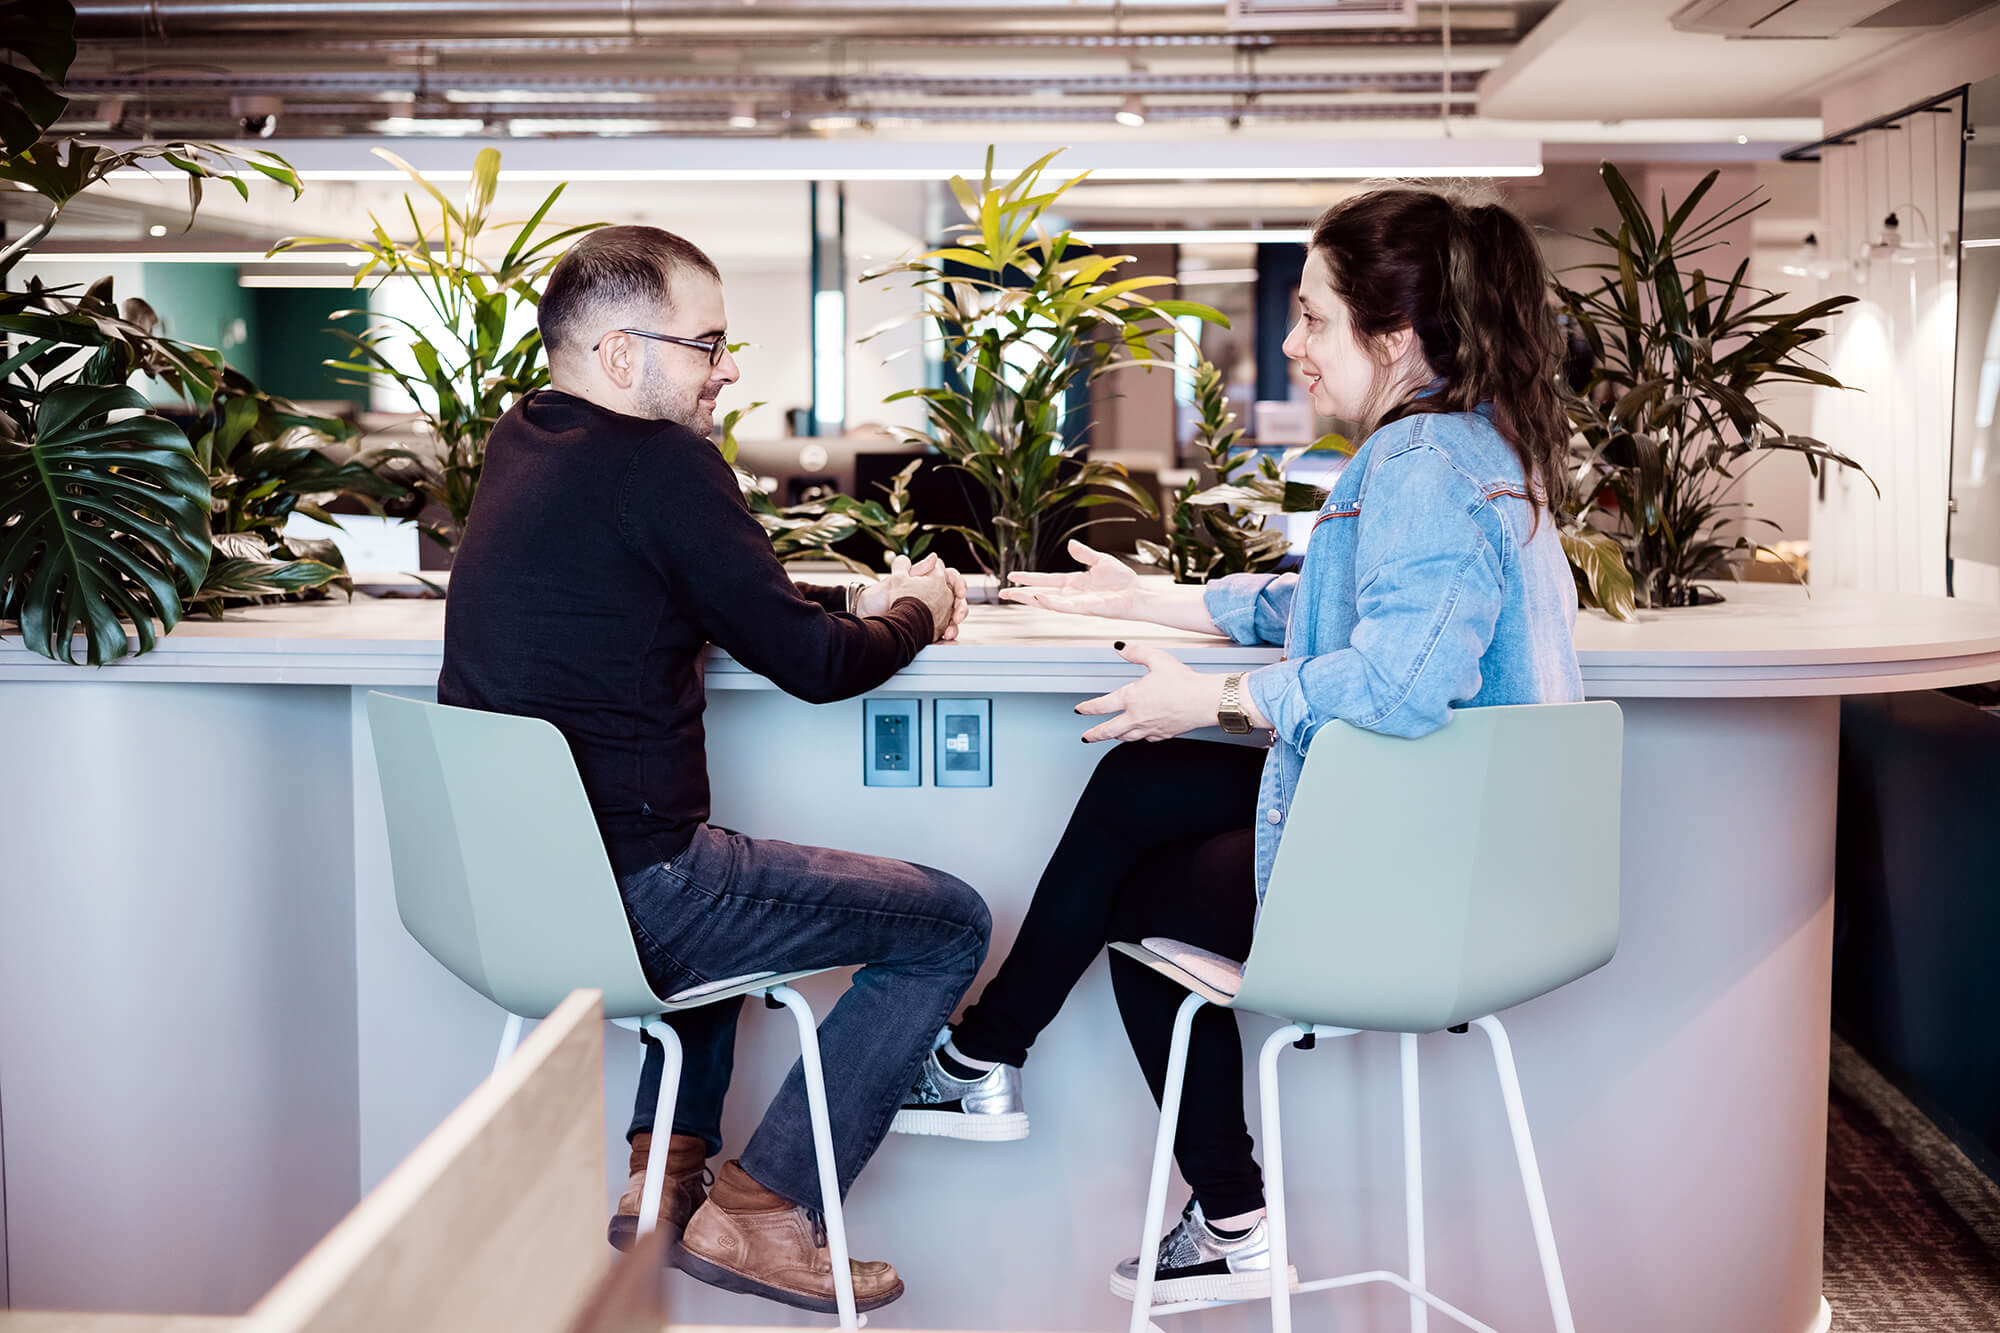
[1113,640,1125,650]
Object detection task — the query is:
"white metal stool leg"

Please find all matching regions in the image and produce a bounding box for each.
[1127,992,1207,1333]
[1471,1016,1576,1333]
[493,1013,525,1074]
[634,1017,684,1242]
[766,985,859,1329]
[1402,1032,1427,1333]
[1258,1022,1310,1333]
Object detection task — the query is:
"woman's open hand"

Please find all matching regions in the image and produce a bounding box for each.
[999,541,1138,619]
[1075,642,1228,743]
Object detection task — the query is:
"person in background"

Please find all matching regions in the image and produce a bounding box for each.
[889,187,1583,1306]
[439,225,988,1316]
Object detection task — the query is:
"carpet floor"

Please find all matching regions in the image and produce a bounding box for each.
[1824,1037,2000,1330]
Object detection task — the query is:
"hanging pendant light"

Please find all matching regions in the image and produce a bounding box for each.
[1779,232,1834,281]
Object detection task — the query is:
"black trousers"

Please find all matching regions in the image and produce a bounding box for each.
[953,738,1268,1218]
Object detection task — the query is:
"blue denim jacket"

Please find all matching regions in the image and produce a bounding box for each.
[1203,405,1583,902]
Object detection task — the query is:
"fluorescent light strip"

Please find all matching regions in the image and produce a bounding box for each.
[1075,229,1310,246]
[239,273,397,288]
[109,163,1541,184]
[23,251,361,265]
[1174,267,1261,285]
[98,138,1541,186]
[1962,237,2000,248]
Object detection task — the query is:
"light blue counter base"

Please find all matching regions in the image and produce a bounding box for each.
[1,682,1836,1333]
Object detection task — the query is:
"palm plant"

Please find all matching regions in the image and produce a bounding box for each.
[275,147,599,552]
[862,147,1225,587]
[721,401,931,571]
[1557,163,1870,611]
[823,459,933,567]
[1136,359,1345,582]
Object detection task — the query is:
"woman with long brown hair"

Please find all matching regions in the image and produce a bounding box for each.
[891,186,1584,1304]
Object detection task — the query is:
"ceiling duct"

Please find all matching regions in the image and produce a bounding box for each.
[1671,0,1998,38]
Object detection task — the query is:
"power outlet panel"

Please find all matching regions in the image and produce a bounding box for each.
[863,698,922,787]
[934,697,993,788]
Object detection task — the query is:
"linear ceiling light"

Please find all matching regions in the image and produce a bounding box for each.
[1075,229,1312,246]
[238,273,395,287]
[103,137,1540,184]
[22,250,364,264]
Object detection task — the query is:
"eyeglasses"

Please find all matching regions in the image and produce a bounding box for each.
[591,327,729,366]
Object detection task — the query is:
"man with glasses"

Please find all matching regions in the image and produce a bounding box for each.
[439,225,983,1315]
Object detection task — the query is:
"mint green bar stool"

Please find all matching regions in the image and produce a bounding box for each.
[1115,700,1623,1333]
[364,692,863,1327]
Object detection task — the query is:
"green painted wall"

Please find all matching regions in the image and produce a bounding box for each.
[250,286,371,408]
[136,264,370,409]
[141,263,258,385]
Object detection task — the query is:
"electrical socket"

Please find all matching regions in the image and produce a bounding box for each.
[934,697,992,788]
[863,698,922,787]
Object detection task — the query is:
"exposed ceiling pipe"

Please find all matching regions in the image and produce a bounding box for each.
[196,28,1517,54]
[66,99,1481,127]
[66,70,1484,98]
[76,0,1239,39]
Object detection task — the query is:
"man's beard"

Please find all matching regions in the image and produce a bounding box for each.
[633,346,713,431]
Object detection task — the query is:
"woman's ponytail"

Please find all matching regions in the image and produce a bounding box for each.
[1311,189,1571,523]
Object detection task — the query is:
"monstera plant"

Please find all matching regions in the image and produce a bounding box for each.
[863,147,1225,587]
[0,130,314,664]
[0,383,211,662]
[1,0,75,160]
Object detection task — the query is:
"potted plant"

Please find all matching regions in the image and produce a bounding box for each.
[189,368,409,612]
[275,147,598,554]
[0,75,330,662]
[719,399,932,573]
[1557,163,1871,613]
[861,147,1226,589]
[1136,359,1348,582]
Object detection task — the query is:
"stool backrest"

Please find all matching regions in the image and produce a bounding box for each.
[1231,701,1622,1033]
[365,693,665,1019]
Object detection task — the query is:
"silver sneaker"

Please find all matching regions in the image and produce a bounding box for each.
[889,1035,1029,1141]
[1109,1200,1300,1306]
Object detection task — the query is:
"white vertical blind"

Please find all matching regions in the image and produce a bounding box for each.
[1807,97,1965,596]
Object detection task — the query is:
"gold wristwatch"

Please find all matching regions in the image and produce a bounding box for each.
[1217,672,1252,734]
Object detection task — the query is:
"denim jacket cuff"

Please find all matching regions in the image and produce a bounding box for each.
[1203,577,1264,646]
[1246,659,1312,752]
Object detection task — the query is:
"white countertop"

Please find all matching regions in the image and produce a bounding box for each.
[5,582,2000,697]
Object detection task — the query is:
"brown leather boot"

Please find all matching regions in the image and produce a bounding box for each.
[607,1131,710,1253]
[676,1160,904,1313]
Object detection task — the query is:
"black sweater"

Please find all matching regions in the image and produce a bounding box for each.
[438,390,934,876]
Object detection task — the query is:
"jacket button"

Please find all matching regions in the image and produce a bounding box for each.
[1267,808,1284,825]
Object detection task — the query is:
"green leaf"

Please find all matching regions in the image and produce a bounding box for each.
[1561,526,1637,623]
[0,0,76,158]
[198,555,342,601]
[0,383,212,665]
[465,146,502,224]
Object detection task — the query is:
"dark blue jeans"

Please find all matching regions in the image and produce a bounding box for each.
[620,823,990,1213]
